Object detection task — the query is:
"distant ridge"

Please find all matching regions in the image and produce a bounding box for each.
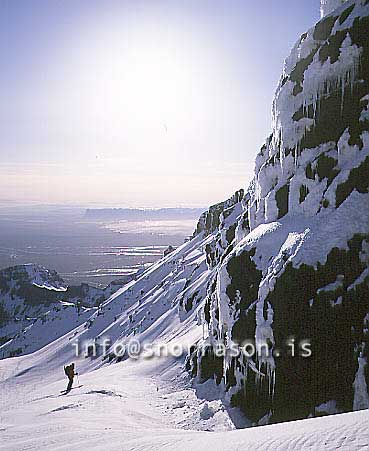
[85,207,205,221]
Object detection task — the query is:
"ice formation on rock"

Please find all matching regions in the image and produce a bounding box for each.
[186,0,369,424]
[321,0,348,18]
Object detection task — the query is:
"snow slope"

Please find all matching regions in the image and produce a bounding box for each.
[0,264,132,358]
[1,353,368,450]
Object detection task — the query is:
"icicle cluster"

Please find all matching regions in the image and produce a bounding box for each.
[320,0,348,18]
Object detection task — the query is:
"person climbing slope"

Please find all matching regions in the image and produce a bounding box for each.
[64,362,78,391]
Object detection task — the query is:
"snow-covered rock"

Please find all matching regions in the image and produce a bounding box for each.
[321,0,349,18]
[187,0,369,424]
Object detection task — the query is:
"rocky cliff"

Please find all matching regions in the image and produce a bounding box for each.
[187,0,369,424]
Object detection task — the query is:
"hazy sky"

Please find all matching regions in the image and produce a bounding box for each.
[1,0,319,208]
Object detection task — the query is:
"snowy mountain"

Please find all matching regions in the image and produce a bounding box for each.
[1,0,369,448]
[0,264,131,358]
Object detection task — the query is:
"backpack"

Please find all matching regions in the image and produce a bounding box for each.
[64,365,70,376]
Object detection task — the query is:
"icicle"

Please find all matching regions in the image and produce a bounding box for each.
[294,142,298,167]
[353,343,369,410]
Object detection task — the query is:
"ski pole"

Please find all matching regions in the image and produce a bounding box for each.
[77,373,80,385]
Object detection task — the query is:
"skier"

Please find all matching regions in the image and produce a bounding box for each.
[64,363,78,391]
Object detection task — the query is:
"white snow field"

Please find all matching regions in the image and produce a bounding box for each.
[1,350,368,451]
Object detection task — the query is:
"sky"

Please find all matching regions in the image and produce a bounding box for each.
[0,0,320,208]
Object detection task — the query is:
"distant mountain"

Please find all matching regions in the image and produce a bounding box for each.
[0,264,133,358]
[84,207,205,221]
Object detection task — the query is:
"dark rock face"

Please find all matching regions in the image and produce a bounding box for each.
[163,245,176,257]
[268,235,369,422]
[194,189,244,237]
[188,0,369,425]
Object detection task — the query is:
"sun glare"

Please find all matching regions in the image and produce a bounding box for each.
[39,18,218,173]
